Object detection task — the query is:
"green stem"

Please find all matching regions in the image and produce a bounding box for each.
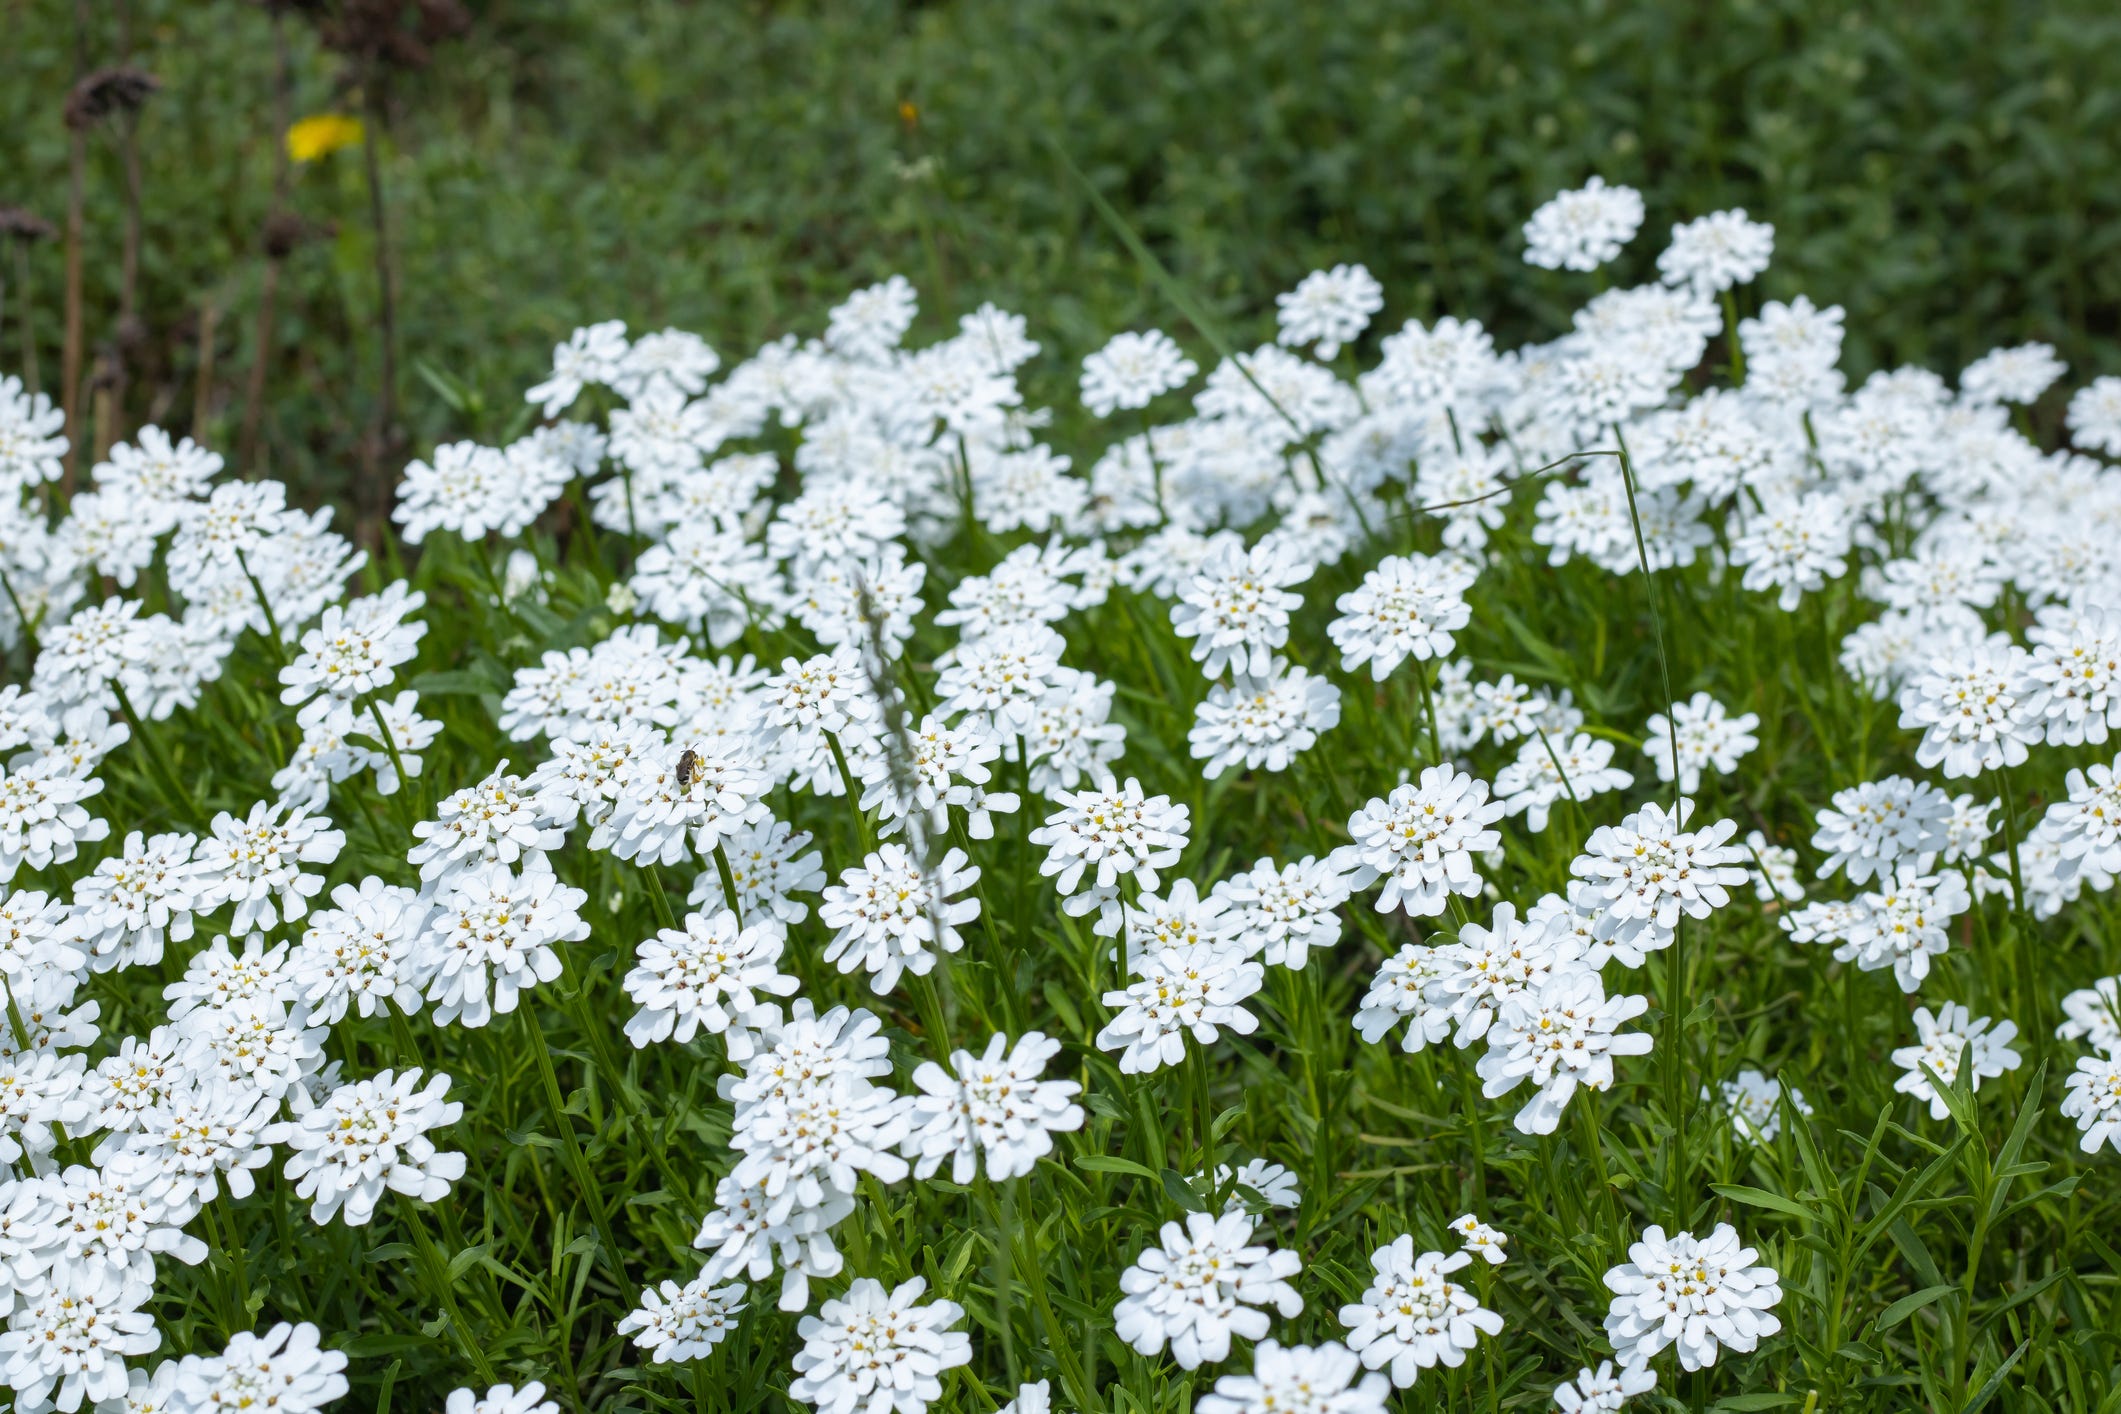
[520,1004,630,1287]
[711,841,744,924]
[110,682,189,817]
[405,1206,500,1385]
[234,544,288,666]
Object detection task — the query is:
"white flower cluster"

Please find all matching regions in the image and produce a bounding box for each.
[11,161,2121,1413]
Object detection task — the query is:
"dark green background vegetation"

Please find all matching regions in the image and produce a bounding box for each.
[4,0,2118,494]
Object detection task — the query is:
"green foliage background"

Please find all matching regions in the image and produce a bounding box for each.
[2,0,2119,499]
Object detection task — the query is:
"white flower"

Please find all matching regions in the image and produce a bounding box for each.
[1426,901,1580,1046]
[29,1156,206,1291]
[1448,1215,1509,1266]
[0,1049,89,1167]
[1604,1223,1781,1371]
[1811,776,1952,884]
[176,996,321,1101]
[1897,640,2042,778]
[1843,866,1970,992]
[1476,965,1653,1134]
[1209,1158,1301,1214]
[1351,942,1451,1053]
[623,906,798,1054]
[0,760,110,883]
[1328,554,1475,681]
[287,877,431,1024]
[279,1068,465,1226]
[824,276,918,361]
[600,737,773,866]
[1081,330,1197,417]
[2068,375,2121,455]
[191,802,343,935]
[1640,693,1758,794]
[1170,538,1310,680]
[722,1004,909,1220]
[419,858,589,1028]
[616,326,720,398]
[1212,854,1355,971]
[693,816,825,929]
[1276,264,1384,360]
[1032,779,1189,935]
[0,376,69,492]
[1198,1340,1390,1414]
[409,764,565,890]
[0,1265,157,1414]
[2061,1053,2121,1154]
[442,1382,560,1414]
[1552,1361,1657,1413]
[1344,765,1505,918]
[997,1381,1051,1414]
[934,625,1067,737]
[1729,492,1853,611]
[1714,1068,1811,1143]
[169,479,289,579]
[900,1031,1083,1182]
[2041,757,2121,882]
[1338,1238,1501,1387]
[1569,801,1748,966]
[818,845,982,996]
[1522,177,1644,272]
[526,319,627,416]
[1098,946,1264,1075]
[1495,732,1633,834]
[788,1276,971,1414]
[618,1272,747,1363]
[2056,976,2121,1055]
[90,1357,182,1414]
[1656,209,1774,294]
[855,711,1019,841]
[692,1169,852,1313]
[1960,342,2065,406]
[1743,831,1805,904]
[1024,669,1128,796]
[767,482,907,573]
[1114,1210,1304,1369]
[2024,603,2121,746]
[162,933,292,1021]
[1190,661,1340,779]
[1891,1003,2022,1120]
[277,582,427,720]
[174,1321,349,1414]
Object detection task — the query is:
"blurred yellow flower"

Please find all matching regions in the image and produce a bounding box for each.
[285,114,365,164]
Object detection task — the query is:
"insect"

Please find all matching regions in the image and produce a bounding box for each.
[675,747,700,789]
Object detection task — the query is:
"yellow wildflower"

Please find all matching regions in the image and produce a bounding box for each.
[285,113,365,164]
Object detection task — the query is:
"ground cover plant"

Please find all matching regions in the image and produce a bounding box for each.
[0,174,2120,1414]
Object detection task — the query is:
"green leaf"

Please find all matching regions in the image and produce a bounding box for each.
[1161,1168,1208,1214]
[1711,1396,1799,1412]
[1074,1154,1159,1182]
[1711,1184,1815,1224]
[1875,1283,1959,1332]
[1960,1340,2029,1414]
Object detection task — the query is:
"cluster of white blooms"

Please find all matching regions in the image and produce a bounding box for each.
[11,161,2121,1414]
[1711,1068,1812,1143]
[1353,896,1655,1134]
[1114,1210,1304,1369]
[1339,1235,1504,1387]
[1603,1224,1782,1372]
[1891,1003,2023,1120]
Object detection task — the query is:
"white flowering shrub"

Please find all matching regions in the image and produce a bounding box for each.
[0,177,2115,1414]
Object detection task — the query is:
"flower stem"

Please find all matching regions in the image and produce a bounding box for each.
[520,1003,630,1287]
